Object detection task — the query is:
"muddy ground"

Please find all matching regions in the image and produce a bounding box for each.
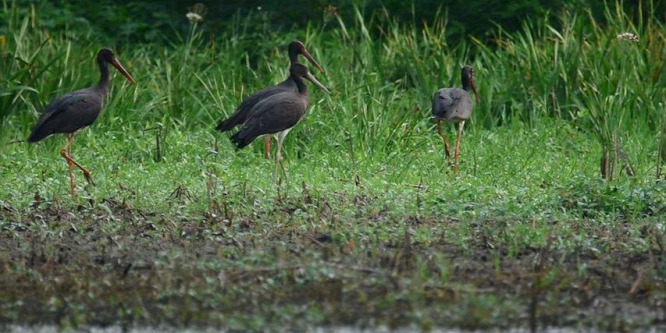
[0,197,664,331]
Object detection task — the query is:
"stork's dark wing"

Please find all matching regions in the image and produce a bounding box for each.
[216,80,295,132]
[229,92,307,148]
[28,89,103,142]
[431,88,473,121]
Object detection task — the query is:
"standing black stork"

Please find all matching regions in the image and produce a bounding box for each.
[27,48,136,198]
[229,62,328,174]
[432,65,480,172]
[216,40,324,159]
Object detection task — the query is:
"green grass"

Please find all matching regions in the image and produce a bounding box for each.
[1,1,665,331]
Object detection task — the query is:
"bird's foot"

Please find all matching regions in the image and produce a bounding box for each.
[83,172,97,186]
[452,156,461,173]
[82,170,96,185]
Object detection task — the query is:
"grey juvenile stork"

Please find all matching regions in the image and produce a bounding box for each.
[432,65,480,171]
[216,41,324,159]
[27,48,136,198]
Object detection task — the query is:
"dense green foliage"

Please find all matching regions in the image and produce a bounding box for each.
[2,0,662,45]
[0,0,665,331]
[1,1,664,169]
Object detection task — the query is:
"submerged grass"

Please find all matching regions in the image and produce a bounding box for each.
[1,1,665,331]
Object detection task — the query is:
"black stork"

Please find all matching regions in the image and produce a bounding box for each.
[432,65,480,172]
[216,40,324,158]
[229,62,329,173]
[27,48,136,198]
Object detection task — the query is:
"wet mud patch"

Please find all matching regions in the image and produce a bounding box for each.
[0,198,664,330]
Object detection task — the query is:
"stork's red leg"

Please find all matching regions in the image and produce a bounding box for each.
[264,136,271,159]
[62,133,95,185]
[60,149,76,198]
[275,133,288,183]
[437,120,451,159]
[453,121,466,172]
[60,135,76,198]
[70,157,95,185]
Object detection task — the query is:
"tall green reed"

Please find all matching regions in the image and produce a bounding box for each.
[0,2,108,137]
[1,1,664,179]
[477,1,664,179]
[570,2,664,180]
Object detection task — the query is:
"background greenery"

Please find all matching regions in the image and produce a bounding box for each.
[2,0,663,43]
[2,0,664,173]
[0,0,665,330]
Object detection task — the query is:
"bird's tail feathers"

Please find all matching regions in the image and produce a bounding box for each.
[216,113,242,132]
[229,130,256,149]
[27,128,49,143]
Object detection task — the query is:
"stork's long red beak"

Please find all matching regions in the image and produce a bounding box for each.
[471,78,480,104]
[301,49,325,74]
[111,57,136,84]
[305,72,330,93]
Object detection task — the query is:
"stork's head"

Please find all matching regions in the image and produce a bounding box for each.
[97,48,136,84]
[290,62,329,93]
[461,66,479,104]
[288,40,324,73]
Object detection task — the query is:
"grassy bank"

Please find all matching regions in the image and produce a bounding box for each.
[1,1,665,331]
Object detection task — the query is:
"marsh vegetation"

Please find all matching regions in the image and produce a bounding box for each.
[1,0,665,331]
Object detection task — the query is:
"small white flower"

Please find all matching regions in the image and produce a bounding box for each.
[257,6,262,11]
[186,12,203,22]
[616,32,639,43]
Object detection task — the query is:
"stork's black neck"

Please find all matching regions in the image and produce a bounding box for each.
[461,74,473,92]
[290,73,309,95]
[288,48,299,63]
[96,56,111,91]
